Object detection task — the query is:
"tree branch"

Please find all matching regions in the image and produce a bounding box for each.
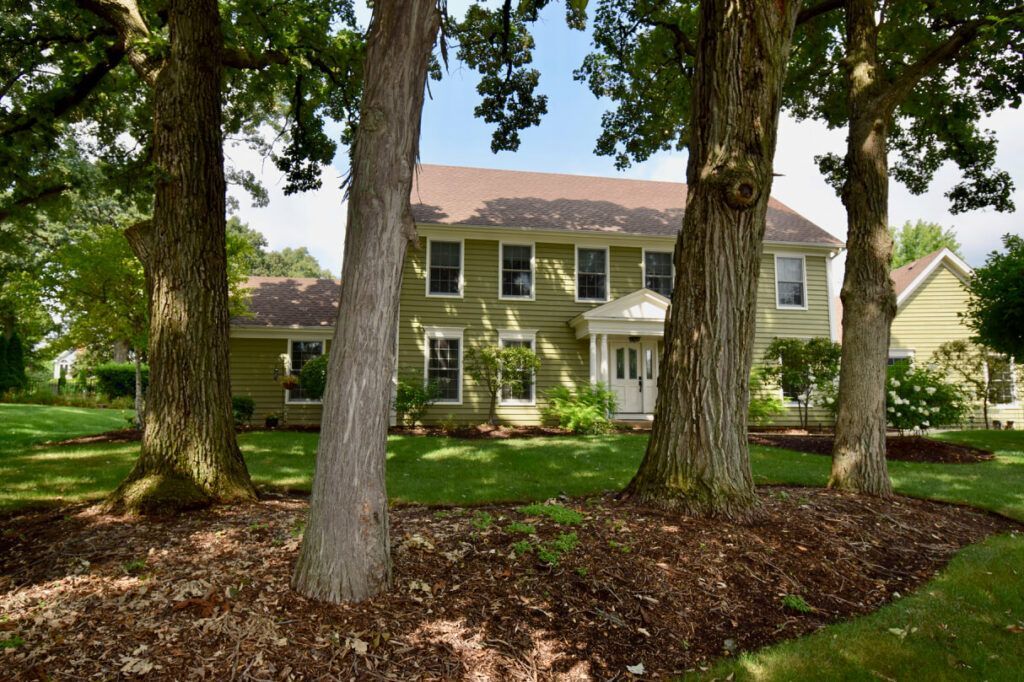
[75,0,162,86]
[0,44,125,142]
[797,0,844,26]
[0,183,73,223]
[882,6,1024,111]
[222,46,290,69]
[649,18,696,59]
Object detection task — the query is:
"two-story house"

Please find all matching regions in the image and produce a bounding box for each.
[229,164,844,426]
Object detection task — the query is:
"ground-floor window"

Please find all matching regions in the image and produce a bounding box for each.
[286,339,325,403]
[499,331,537,405]
[425,328,463,403]
[988,355,1017,405]
[887,349,914,369]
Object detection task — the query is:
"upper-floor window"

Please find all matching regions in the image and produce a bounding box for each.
[644,250,673,297]
[500,243,534,299]
[427,239,462,297]
[775,255,806,309]
[576,246,608,302]
[425,328,463,403]
[286,339,325,403]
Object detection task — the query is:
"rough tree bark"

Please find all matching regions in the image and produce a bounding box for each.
[622,0,802,519]
[828,1,895,496]
[104,0,256,514]
[291,0,440,603]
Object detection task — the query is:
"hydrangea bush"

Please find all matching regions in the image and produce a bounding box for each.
[885,362,968,435]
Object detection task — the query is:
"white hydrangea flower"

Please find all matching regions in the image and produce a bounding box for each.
[925,386,936,396]
[913,385,921,392]
[888,407,895,413]
[921,420,930,427]
[891,379,901,387]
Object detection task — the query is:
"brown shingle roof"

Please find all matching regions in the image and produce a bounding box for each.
[891,249,945,297]
[233,277,339,327]
[411,164,843,246]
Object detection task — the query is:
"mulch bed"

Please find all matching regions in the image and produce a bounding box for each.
[749,433,996,464]
[1,489,1015,679]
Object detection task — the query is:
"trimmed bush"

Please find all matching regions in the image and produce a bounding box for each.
[543,383,618,434]
[298,354,329,401]
[232,395,256,425]
[749,367,785,427]
[94,362,149,399]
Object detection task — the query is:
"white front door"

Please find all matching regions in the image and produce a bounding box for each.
[641,341,659,413]
[610,343,643,413]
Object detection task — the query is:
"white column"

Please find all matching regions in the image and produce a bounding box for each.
[589,334,598,384]
[600,334,609,385]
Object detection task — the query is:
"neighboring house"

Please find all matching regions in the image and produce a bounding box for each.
[228,164,844,426]
[889,247,1021,428]
[52,348,81,382]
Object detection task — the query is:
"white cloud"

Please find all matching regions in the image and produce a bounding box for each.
[225,141,347,277]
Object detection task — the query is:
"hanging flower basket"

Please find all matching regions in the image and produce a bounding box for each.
[280,375,300,390]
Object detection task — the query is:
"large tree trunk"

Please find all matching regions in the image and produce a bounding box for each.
[623,0,801,520]
[105,0,256,515]
[291,0,440,604]
[829,0,894,497]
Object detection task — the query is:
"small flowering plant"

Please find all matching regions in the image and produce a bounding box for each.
[886,362,968,435]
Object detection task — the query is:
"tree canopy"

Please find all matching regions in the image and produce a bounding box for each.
[965,234,1024,360]
[890,220,963,267]
[226,218,333,278]
[576,1,1022,213]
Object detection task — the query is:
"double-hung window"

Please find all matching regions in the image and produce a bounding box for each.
[427,240,462,296]
[644,250,673,297]
[775,255,806,308]
[987,355,1017,405]
[286,340,325,403]
[576,246,608,302]
[499,331,537,405]
[500,243,534,299]
[425,329,463,403]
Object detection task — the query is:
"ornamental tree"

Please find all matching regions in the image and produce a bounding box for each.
[467,344,542,425]
[761,337,842,430]
[965,234,1024,361]
[931,339,1015,429]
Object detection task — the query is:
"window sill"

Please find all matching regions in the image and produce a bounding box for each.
[775,304,808,311]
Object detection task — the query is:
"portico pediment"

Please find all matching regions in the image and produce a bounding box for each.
[569,289,669,338]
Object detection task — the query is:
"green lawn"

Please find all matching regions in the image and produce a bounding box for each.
[3,404,1024,679]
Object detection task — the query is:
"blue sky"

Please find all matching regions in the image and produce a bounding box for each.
[228,2,1022,276]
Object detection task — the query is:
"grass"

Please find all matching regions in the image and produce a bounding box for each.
[3,405,1024,678]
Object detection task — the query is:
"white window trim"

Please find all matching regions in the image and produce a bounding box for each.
[425,237,465,299]
[284,338,327,405]
[498,329,539,406]
[575,244,611,303]
[888,349,915,362]
[774,253,809,311]
[987,356,1019,408]
[498,241,536,301]
[423,326,464,405]
[641,247,675,297]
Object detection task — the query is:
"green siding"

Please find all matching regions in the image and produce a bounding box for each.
[228,337,327,425]
[891,265,1022,427]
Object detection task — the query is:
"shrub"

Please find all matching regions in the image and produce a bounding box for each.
[542,383,617,434]
[886,362,968,434]
[748,367,785,427]
[232,395,255,425]
[394,378,441,427]
[298,354,329,400]
[94,362,149,399]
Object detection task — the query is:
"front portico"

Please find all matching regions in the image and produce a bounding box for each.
[569,289,669,419]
